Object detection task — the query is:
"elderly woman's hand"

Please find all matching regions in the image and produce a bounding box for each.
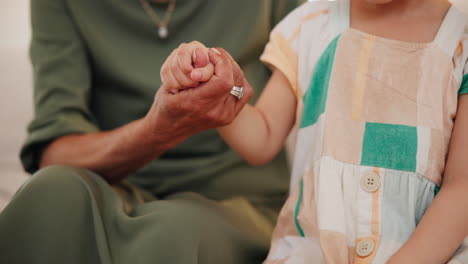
[143,44,253,142]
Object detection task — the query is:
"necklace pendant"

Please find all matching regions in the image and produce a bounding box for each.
[158,26,169,39]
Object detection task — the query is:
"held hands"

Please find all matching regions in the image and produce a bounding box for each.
[144,41,253,142]
[160,41,215,93]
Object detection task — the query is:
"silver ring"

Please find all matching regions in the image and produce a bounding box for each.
[230,86,244,100]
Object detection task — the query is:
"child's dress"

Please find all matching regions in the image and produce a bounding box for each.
[260,1,468,263]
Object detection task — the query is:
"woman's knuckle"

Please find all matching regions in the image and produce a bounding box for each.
[160,65,169,76]
[182,65,192,74]
[170,61,178,71]
[238,71,245,80]
[176,48,187,58]
[190,40,202,46]
[207,112,220,123]
[205,112,215,121]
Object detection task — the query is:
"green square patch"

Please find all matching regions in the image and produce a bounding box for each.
[361,123,417,172]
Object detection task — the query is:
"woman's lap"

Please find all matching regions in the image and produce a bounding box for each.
[0,165,274,264]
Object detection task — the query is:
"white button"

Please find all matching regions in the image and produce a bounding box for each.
[360,171,381,193]
[356,238,375,257]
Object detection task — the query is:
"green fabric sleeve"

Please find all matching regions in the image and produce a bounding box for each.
[20,0,99,174]
[459,74,468,96]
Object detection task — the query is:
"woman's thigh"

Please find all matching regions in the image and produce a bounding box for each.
[0,165,274,264]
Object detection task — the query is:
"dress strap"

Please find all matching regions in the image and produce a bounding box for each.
[434,5,468,58]
[330,0,350,36]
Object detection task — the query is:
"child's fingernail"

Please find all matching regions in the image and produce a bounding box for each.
[192,50,197,62]
[211,48,221,55]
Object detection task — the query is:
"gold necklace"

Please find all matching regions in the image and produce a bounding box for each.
[139,0,176,39]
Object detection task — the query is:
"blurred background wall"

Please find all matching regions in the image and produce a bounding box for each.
[1,0,31,211]
[453,0,468,11]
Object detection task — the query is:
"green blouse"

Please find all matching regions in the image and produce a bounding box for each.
[22,0,302,202]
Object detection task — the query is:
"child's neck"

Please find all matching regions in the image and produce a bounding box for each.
[350,0,452,43]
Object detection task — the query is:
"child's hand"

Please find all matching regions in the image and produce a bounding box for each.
[160,41,215,93]
[191,47,215,82]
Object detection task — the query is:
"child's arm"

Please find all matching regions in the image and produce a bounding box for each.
[218,69,297,166]
[387,95,468,264]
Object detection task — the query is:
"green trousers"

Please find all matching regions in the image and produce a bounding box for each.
[0,166,277,264]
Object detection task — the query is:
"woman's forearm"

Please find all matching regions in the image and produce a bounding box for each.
[40,117,183,182]
[387,181,468,264]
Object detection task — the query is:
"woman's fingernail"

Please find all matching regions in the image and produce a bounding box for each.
[211,48,221,55]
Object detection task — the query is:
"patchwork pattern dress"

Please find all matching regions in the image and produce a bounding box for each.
[260,1,468,263]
